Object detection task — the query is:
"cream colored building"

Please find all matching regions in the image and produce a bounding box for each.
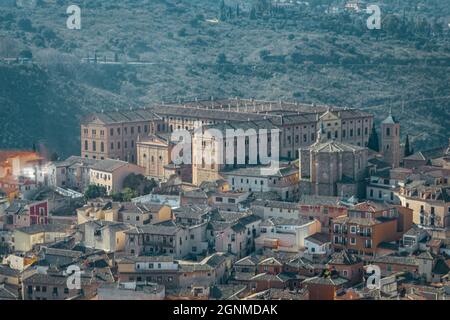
[136,133,173,181]
[76,199,121,225]
[83,220,131,253]
[256,217,321,252]
[80,109,162,163]
[89,159,145,195]
[13,225,69,252]
[398,183,450,228]
[192,120,277,186]
[223,164,299,201]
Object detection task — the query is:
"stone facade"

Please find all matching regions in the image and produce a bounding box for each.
[299,127,369,198]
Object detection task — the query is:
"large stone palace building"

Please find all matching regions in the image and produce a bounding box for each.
[81,98,374,185]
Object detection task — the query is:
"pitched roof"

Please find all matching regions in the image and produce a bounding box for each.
[329,250,362,265]
[303,275,348,286]
[235,255,260,267]
[0,284,19,300]
[299,195,343,206]
[252,199,299,210]
[381,114,399,124]
[210,285,246,300]
[305,233,330,245]
[307,140,367,153]
[15,224,69,235]
[119,255,175,263]
[238,214,261,225]
[258,257,282,266]
[373,254,418,267]
[125,223,179,236]
[90,159,129,172]
[81,108,161,125]
[250,273,285,282]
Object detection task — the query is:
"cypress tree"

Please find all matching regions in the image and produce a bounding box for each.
[368,124,380,152]
[404,134,412,157]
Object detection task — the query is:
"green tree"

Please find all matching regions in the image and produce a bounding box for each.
[19,49,33,60]
[178,28,187,37]
[256,0,271,14]
[84,185,107,199]
[122,187,138,202]
[404,134,413,157]
[259,49,271,61]
[123,173,157,195]
[250,7,257,20]
[50,152,59,161]
[18,18,33,32]
[368,124,380,152]
[216,53,227,64]
[219,0,226,20]
[111,192,123,202]
[143,178,158,194]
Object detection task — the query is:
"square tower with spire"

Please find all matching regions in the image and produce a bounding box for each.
[381,110,401,168]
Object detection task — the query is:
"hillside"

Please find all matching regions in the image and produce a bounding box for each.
[0,0,449,156]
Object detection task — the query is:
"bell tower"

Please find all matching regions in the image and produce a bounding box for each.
[381,110,400,168]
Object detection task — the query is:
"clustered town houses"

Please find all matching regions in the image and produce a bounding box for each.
[0,98,449,300]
